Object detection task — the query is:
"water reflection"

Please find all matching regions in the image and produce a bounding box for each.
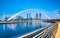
[0,22,51,38]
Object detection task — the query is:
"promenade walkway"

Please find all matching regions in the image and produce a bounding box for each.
[55,22,60,38]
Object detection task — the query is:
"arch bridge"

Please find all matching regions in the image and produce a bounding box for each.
[0,9,60,38]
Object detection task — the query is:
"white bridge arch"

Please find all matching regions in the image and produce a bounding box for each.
[7,9,50,21]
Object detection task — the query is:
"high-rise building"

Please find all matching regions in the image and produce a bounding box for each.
[35,13,39,28]
[26,13,32,27]
[39,13,41,19]
[39,13,42,28]
[35,13,38,19]
[5,17,8,21]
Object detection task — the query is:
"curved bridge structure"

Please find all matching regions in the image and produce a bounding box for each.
[7,9,50,21]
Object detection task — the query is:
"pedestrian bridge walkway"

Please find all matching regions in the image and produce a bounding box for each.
[55,22,60,38]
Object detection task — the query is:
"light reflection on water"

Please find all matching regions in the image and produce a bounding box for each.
[0,22,51,38]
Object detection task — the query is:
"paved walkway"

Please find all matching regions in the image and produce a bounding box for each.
[55,22,60,38]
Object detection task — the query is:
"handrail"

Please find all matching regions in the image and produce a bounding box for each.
[18,22,58,38]
[19,25,51,38]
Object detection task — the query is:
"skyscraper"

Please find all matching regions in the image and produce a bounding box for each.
[35,13,38,19]
[39,13,41,19]
[39,13,42,28]
[35,13,38,28]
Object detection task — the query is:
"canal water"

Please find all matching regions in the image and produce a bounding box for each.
[0,22,51,38]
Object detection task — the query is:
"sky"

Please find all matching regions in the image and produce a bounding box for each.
[0,0,60,19]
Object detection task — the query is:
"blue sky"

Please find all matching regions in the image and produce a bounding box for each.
[0,0,60,18]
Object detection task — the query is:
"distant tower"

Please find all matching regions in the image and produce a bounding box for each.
[39,13,42,27]
[26,13,32,27]
[35,13,38,19]
[5,17,8,22]
[16,16,21,30]
[3,12,5,21]
[26,14,29,27]
[3,12,7,31]
[39,13,41,20]
[35,13,38,27]
[27,13,28,19]
[29,13,32,26]
[29,13,31,18]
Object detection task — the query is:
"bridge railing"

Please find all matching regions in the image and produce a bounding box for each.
[19,22,58,38]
